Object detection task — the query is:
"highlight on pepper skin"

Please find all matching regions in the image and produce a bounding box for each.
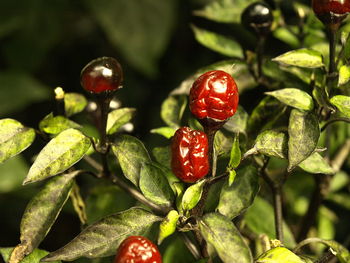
[171,126,209,183]
[114,236,162,263]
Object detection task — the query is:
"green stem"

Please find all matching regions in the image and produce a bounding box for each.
[256,36,266,80]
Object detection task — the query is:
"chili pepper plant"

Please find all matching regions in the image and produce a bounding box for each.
[1,1,350,263]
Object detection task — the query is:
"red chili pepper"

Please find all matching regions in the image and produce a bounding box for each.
[114,236,162,263]
[312,0,350,26]
[81,57,123,94]
[171,127,209,183]
[189,70,239,122]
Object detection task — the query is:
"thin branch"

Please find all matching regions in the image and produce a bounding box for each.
[331,139,350,172]
[321,117,350,132]
[180,233,202,260]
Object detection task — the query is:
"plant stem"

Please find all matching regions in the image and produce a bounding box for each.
[180,233,201,260]
[321,117,350,132]
[97,96,111,177]
[83,155,169,215]
[256,36,266,80]
[328,27,337,76]
[259,158,284,242]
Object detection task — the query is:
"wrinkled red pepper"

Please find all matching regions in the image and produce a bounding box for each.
[171,127,209,183]
[189,70,239,122]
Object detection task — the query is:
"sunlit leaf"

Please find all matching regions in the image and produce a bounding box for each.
[191,25,243,58]
[298,152,334,175]
[256,247,305,263]
[265,88,314,111]
[9,171,78,263]
[245,130,287,159]
[24,129,91,184]
[0,119,35,164]
[64,93,87,117]
[330,95,350,118]
[338,65,350,86]
[41,208,161,261]
[150,127,176,139]
[288,110,320,171]
[39,113,81,135]
[272,49,324,68]
[199,213,253,263]
[106,107,136,135]
[112,134,151,186]
[228,134,241,170]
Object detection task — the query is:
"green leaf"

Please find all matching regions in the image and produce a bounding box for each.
[0,118,35,164]
[256,247,305,263]
[39,113,81,135]
[338,65,350,86]
[193,0,256,23]
[181,180,206,212]
[85,182,135,224]
[228,134,241,169]
[139,163,175,207]
[41,207,161,261]
[223,106,248,135]
[84,0,177,76]
[247,97,286,138]
[24,129,91,184]
[0,71,49,115]
[9,171,78,263]
[330,95,350,117]
[158,210,179,244]
[288,110,320,171]
[272,49,324,68]
[106,107,136,135]
[199,213,253,263]
[191,25,243,58]
[161,95,187,129]
[0,155,28,193]
[298,152,334,175]
[273,27,300,48]
[245,130,288,159]
[152,146,171,169]
[64,93,87,117]
[0,248,61,263]
[228,170,237,187]
[112,134,151,187]
[265,88,314,111]
[150,127,176,139]
[217,166,259,220]
[245,196,296,247]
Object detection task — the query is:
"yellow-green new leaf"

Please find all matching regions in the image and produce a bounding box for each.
[182,180,206,211]
[106,108,136,135]
[64,93,87,117]
[24,129,91,184]
[158,210,179,244]
[228,134,241,170]
[272,49,324,68]
[338,65,350,86]
[265,88,314,111]
[330,95,350,118]
[256,247,305,263]
[0,119,35,164]
[39,114,81,135]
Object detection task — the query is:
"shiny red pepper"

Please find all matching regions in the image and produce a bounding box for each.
[171,127,209,183]
[189,70,239,122]
[81,57,123,94]
[114,236,162,263]
[312,0,350,26]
